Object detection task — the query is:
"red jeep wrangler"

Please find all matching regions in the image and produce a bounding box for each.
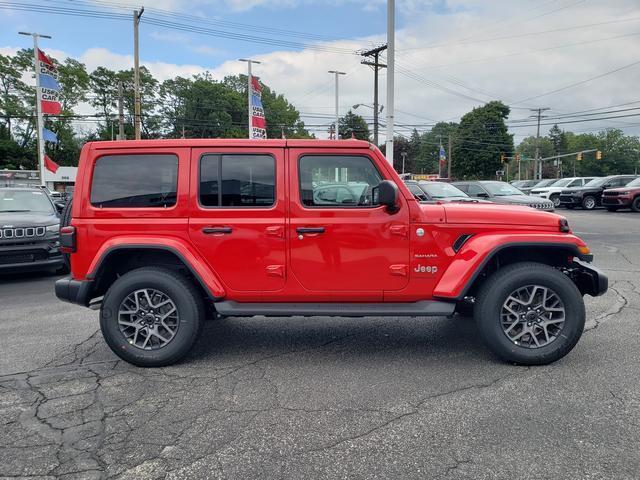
[55,139,607,367]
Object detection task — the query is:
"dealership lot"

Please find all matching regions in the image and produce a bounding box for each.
[1,209,639,479]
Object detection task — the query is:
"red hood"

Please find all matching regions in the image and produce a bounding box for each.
[433,202,562,227]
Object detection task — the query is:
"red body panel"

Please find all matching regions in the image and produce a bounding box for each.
[68,139,589,303]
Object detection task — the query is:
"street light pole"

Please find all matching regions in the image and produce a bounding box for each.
[385,0,395,165]
[133,7,144,140]
[19,31,51,187]
[239,59,262,138]
[328,70,346,140]
[530,107,549,180]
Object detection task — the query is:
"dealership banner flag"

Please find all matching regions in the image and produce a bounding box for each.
[439,145,446,166]
[42,127,58,143]
[37,49,61,116]
[44,154,59,173]
[250,76,267,139]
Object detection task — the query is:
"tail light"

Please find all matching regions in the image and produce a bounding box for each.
[60,225,76,253]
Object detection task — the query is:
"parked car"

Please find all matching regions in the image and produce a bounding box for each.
[559,175,638,210]
[55,138,606,367]
[530,177,598,208]
[519,179,557,195]
[601,177,640,212]
[453,180,555,211]
[0,187,64,273]
[510,179,540,194]
[404,180,491,203]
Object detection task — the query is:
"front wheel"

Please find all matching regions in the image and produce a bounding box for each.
[582,196,597,210]
[631,197,640,213]
[100,267,204,367]
[474,262,585,365]
[550,194,561,208]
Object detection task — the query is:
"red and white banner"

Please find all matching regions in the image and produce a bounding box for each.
[37,49,61,116]
[250,76,267,139]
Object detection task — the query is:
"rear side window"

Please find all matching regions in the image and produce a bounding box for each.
[200,154,275,207]
[91,154,178,208]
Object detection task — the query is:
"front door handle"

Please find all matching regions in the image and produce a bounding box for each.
[202,226,232,235]
[296,227,325,234]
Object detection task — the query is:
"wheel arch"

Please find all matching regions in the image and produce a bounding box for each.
[434,238,587,301]
[88,243,225,302]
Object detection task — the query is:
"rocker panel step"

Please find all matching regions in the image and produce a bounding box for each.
[214,300,456,317]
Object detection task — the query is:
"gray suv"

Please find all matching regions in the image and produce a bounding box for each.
[453,181,555,211]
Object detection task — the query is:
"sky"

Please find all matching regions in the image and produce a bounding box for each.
[1,0,640,142]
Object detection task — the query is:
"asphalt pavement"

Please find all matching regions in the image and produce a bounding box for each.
[0,209,639,479]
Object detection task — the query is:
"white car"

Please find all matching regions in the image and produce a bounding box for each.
[530,177,597,207]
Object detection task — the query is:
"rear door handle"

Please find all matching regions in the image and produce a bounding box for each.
[296,227,325,234]
[202,226,232,234]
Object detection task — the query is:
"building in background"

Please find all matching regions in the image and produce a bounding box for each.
[0,167,77,192]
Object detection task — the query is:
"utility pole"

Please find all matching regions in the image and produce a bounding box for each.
[133,7,144,140]
[385,0,395,166]
[117,80,125,140]
[360,44,387,146]
[239,58,262,138]
[401,151,407,174]
[19,31,51,187]
[328,70,346,140]
[447,134,452,179]
[530,107,549,180]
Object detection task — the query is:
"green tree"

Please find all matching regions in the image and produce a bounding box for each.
[451,101,513,179]
[338,110,370,140]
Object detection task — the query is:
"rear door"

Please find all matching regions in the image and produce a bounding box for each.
[188,147,286,293]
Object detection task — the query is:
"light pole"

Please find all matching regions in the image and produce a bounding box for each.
[239,59,262,138]
[19,31,51,187]
[328,70,345,139]
[353,103,383,142]
[133,7,144,140]
[385,0,395,165]
[401,151,407,174]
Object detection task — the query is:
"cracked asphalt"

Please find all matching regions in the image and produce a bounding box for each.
[1,209,639,479]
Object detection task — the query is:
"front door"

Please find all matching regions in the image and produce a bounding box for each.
[288,148,410,297]
[189,147,286,293]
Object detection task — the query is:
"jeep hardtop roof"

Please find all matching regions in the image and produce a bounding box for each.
[86,138,374,151]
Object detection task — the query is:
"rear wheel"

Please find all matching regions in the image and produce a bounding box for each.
[100,267,204,367]
[474,262,585,365]
[582,196,597,210]
[631,196,640,213]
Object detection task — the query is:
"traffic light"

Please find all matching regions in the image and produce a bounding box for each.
[577,152,583,161]
[596,150,602,160]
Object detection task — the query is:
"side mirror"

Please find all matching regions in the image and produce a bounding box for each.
[476,192,489,198]
[373,180,399,213]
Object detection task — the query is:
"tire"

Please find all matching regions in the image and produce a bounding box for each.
[606,206,619,212]
[632,196,640,213]
[100,267,204,367]
[59,198,73,270]
[474,262,585,365]
[550,194,561,208]
[581,196,596,210]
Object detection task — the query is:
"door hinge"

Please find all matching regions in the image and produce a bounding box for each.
[390,224,409,238]
[389,264,408,276]
[266,225,284,237]
[266,265,285,278]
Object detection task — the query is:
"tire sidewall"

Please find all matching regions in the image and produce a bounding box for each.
[550,194,561,208]
[632,196,640,213]
[101,270,201,367]
[476,265,585,365]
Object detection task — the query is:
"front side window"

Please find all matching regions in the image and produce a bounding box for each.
[467,184,487,197]
[91,154,178,208]
[200,154,275,207]
[299,155,382,207]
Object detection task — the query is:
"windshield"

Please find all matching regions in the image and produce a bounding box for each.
[549,178,574,187]
[584,177,610,187]
[481,182,523,196]
[418,181,468,198]
[534,179,557,188]
[626,178,640,187]
[0,190,54,213]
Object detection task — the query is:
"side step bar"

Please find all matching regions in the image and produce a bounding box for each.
[214,300,456,317]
